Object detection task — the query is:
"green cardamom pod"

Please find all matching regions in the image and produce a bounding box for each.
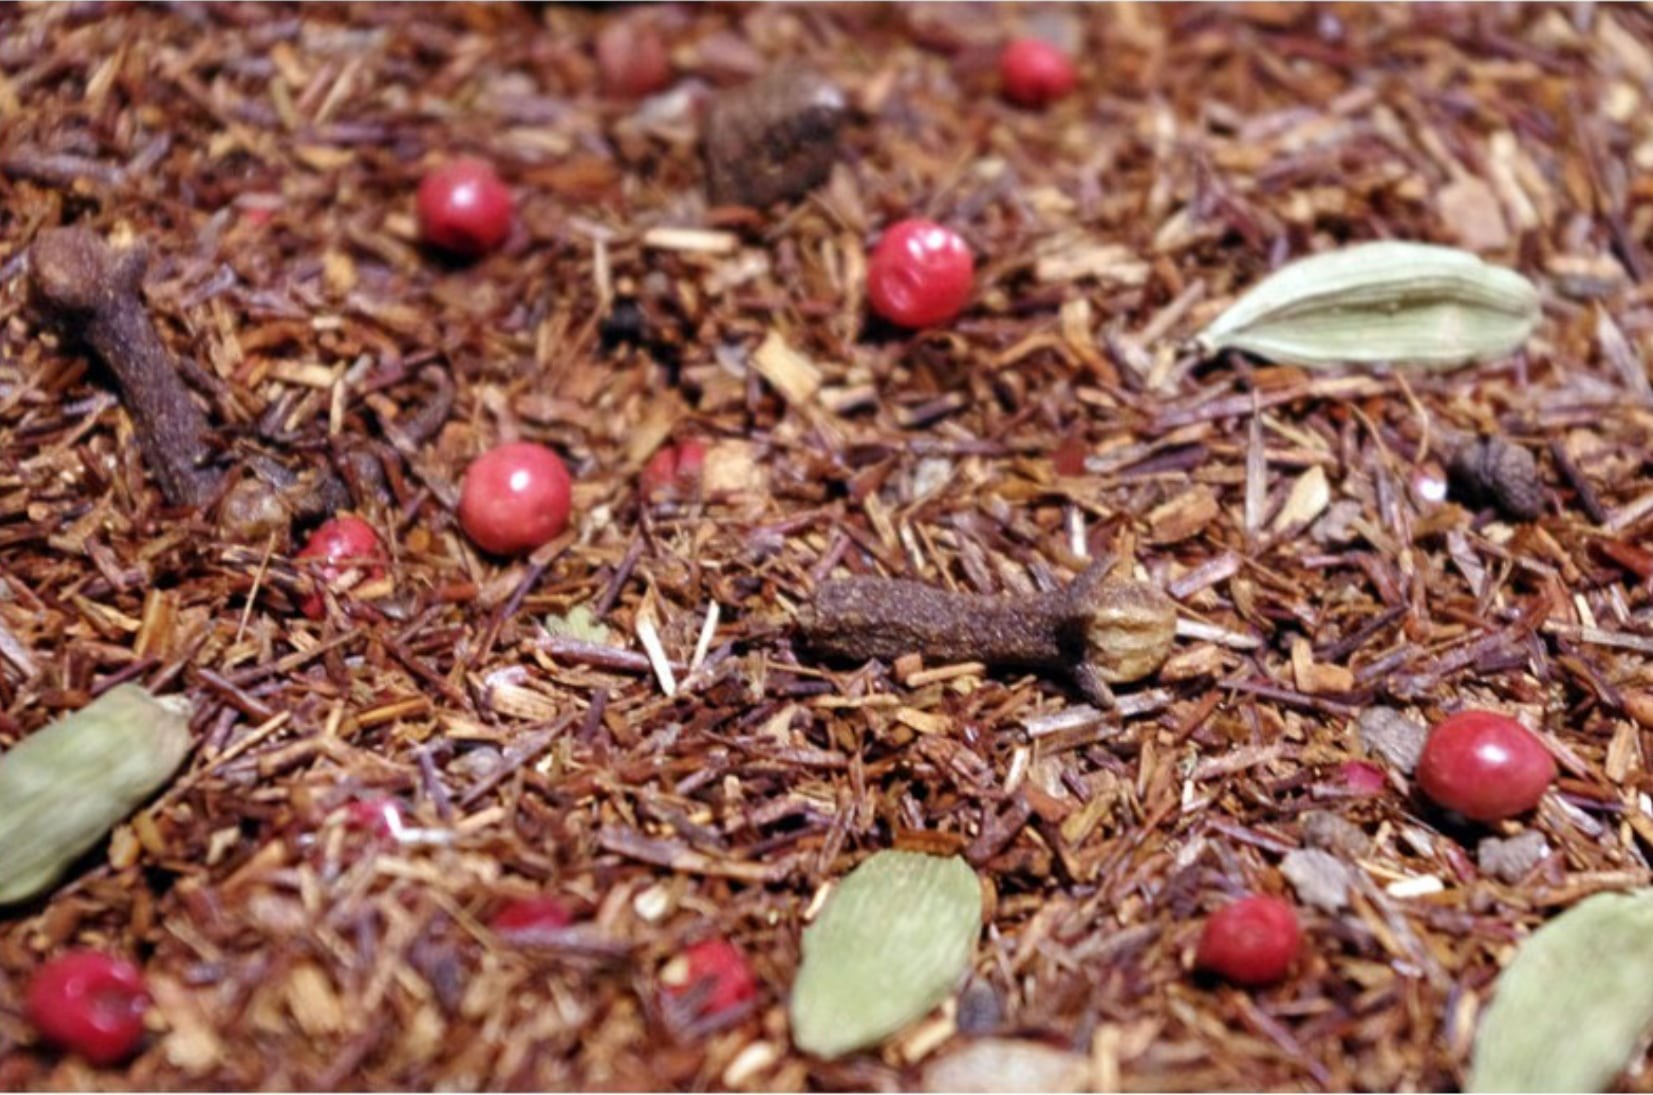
[0,685,193,906]
[1470,889,1653,1092]
[790,850,981,1059]
[1195,241,1540,371]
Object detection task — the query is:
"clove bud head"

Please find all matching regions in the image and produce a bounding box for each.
[1064,572,1178,685]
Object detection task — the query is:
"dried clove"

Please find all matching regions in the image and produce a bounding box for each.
[798,561,1176,705]
[702,68,846,209]
[29,227,222,507]
[1446,435,1545,520]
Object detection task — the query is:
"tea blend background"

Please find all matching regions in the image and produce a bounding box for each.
[2,2,1653,1090]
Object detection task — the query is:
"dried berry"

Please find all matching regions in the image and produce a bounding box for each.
[295,515,385,620]
[866,219,975,329]
[662,937,758,1029]
[703,69,846,209]
[1195,894,1301,986]
[417,158,513,259]
[1447,435,1546,520]
[999,38,1077,107]
[1416,710,1555,822]
[26,951,150,1065]
[458,441,573,557]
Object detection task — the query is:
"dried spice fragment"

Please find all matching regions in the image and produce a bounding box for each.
[1356,706,1428,774]
[29,227,222,507]
[1477,830,1550,884]
[1471,889,1653,1092]
[0,685,193,906]
[703,68,846,209]
[791,851,980,1059]
[1195,241,1540,371]
[799,561,1176,706]
[1446,435,1546,520]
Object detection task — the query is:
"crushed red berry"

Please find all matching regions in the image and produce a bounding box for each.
[26,951,150,1066]
[662,937,758,1024]
[295,515,385,620]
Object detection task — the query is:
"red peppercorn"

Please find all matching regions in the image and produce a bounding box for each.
[663,938,758,1020]
[1337,759,1388,797]
[999,38,1077,108]
[417,158,513,259]
[1195,895,1301,987]
[1416,709,1555,822]
[866,219,974,329]
[26,952,149,1065]
[491,896,575,941]
[295,515,385,620]
[458,441,573,556]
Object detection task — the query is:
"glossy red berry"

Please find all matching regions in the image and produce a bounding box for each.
[26,952,149,1065]
[417,158,513,259]
[491,896,575,941]
[1196,895,1301,987]
[295,515,384,620]
[663,938,758,1019]
[458,441,573,556]
[866,219,974,329]
[999,38,1077,108]
[1416,710,1555,822]
[1338,759,1388,797]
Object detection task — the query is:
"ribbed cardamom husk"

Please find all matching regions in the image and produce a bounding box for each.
[1196,241,1540,371]
[0,685,193,906]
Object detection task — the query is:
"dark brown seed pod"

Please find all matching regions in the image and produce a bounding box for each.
[703,68,846,210]
[1446,435,1545,520]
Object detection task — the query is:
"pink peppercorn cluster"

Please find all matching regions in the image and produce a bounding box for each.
[26,951,150,1065]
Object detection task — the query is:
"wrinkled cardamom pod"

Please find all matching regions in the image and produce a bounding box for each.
[1196,241,1540,371]
[0,685,193,906]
